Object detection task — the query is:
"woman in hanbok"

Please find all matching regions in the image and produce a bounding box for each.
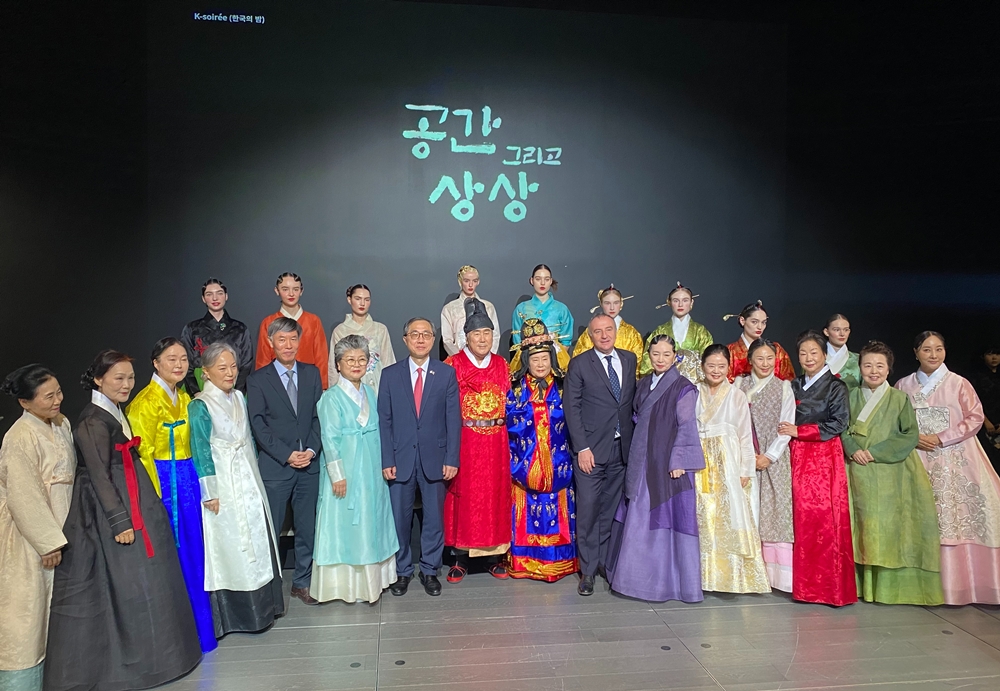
[510,264,573,373]
[843,341,942,605]
[126,337,215,652]
[735,339,795,592]
[694,344,770,594]
[506,319,578,581]
[0,366,74,691]
[640,282,714,383]
[779,331,855,606]
[607,335,706,602]
[328,284,396,392]
[312,335,398,603]
[897,331,1000,604]
[45,350,201,691]
[723,301,795,382]
[188,343,284,634]
[572,285,643,374]
[824,314,860,390]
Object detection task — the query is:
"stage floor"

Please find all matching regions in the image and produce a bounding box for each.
[159,571,1000,691]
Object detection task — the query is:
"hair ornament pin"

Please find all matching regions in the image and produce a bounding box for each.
[590,284,634,313]
[656,281,699,309]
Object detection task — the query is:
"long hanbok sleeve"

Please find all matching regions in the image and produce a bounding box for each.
[690,323,714,353]
[619,324,645,376]
[125,397,162,497]
[441,305,460,357]
[939,377,986,447]
[235,327,255,393]
[556,305,574,348]
[671,388,705,472]
[571,330,593,358]
[307,315,330,389]
[487,302,501,354]
[180,322,201,395]
[511,305,525,344]
[188,399,218,500]
[318,394,346,485]
[733,391,757,477]
[867,397,920,464]
[74,417,133,534]
[764,381,795,461]
[255,319,274,370]
[4,435,67,555]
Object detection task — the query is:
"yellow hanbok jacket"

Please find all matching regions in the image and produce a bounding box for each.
[126,380,192,497]
[571,319,644,378]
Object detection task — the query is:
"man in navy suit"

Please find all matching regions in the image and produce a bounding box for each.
[247,316,323,605]
[378,317,461,596]
[565,314,637,596]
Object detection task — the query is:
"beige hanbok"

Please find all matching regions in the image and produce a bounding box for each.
[0,412,75,671]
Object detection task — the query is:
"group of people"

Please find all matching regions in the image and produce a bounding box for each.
[4,263,1000,691]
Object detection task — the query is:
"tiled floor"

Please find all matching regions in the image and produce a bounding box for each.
[160,570,1000,691]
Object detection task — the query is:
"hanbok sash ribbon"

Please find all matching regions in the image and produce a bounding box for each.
[116,436,154,558]
[162,419,186,547]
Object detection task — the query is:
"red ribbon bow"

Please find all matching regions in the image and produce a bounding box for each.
[115,436,155,558]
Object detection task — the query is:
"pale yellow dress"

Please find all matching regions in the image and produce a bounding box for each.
[0,411,75,676]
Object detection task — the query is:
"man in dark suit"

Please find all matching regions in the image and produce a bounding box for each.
[247,316,323,605]
[378,317,461,596]
[565,314,637,596]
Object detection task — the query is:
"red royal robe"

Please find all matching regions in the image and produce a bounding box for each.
[727,339,796,383]
[443,350,512,551]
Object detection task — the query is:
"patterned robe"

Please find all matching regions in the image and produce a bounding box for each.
[727,337,795,383]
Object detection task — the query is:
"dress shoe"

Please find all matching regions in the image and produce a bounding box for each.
[578,574,595,596]
[419,572,442,596]
[390,575,410,596]
[290,586,319,606]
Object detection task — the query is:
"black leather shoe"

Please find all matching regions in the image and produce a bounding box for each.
[578,574,595,596]
[419,572,442,596]
[390,575,410,596]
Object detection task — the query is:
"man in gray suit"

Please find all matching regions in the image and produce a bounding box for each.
[378,317,461,596]
[247,317,323,605]
[564,314,636,596]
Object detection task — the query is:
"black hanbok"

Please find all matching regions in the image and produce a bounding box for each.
[44,403,201,691]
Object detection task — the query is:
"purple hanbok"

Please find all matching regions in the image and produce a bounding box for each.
[607,367,706,601]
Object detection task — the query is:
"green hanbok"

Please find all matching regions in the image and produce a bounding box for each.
[843,383,943,605]
[640,317,714,382]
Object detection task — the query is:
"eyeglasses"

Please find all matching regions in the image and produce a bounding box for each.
[406,331,435,341]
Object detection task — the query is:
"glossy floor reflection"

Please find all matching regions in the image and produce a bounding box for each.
[161,572,1000,691]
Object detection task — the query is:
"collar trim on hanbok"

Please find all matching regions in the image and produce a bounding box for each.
[917,363,949,397]
[463,347,492,369]
[92,390,132,437]
[152,373,178,406]
[827,343,849,375]
[857,380,890,423]
[280,304,303,320]
[803,365,831,391]
[672,314,691,345]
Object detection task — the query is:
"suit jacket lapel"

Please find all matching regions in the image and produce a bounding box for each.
[590,350,616,399]
[267,365,297,417]
[402,362,418,419]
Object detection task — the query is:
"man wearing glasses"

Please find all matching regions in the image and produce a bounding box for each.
[378,318,461,596]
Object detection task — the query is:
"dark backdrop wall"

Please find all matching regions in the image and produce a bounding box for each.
[2,1,997,434]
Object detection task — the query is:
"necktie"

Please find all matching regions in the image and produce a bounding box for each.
[285,370,298,415]
[606,355,621,436]
[414,367,424,417]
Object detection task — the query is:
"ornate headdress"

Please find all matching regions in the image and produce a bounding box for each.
[655,281,699,309]
[512,318,565,379]
[463,297,493,334]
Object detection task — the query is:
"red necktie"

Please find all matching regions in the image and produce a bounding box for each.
[115,436,155,558]
[414,367,424,417]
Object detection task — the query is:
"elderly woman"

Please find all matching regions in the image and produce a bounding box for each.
[608,335,706,602]
[781,330,855,606]
[188,342,284,636]
[0,366,75,691]
[45,350,200,691]
[844,340,942,605]
[506,319,578,581]
[312,335,398,603]
[897,331,1000,604]
[126,336,215,652]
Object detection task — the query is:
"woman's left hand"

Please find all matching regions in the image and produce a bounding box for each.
[41,549,62,569]
[669,469,686,479]
[333,479,347,498]
[740,476,751,488]
[777,422,798,438]
[203,499,220,515]
[917,433,941,451]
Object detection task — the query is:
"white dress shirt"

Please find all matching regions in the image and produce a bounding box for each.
[409,357,431,390]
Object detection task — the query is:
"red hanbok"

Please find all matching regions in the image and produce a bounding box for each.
[443,350,512,553]
[727,337,795,383]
